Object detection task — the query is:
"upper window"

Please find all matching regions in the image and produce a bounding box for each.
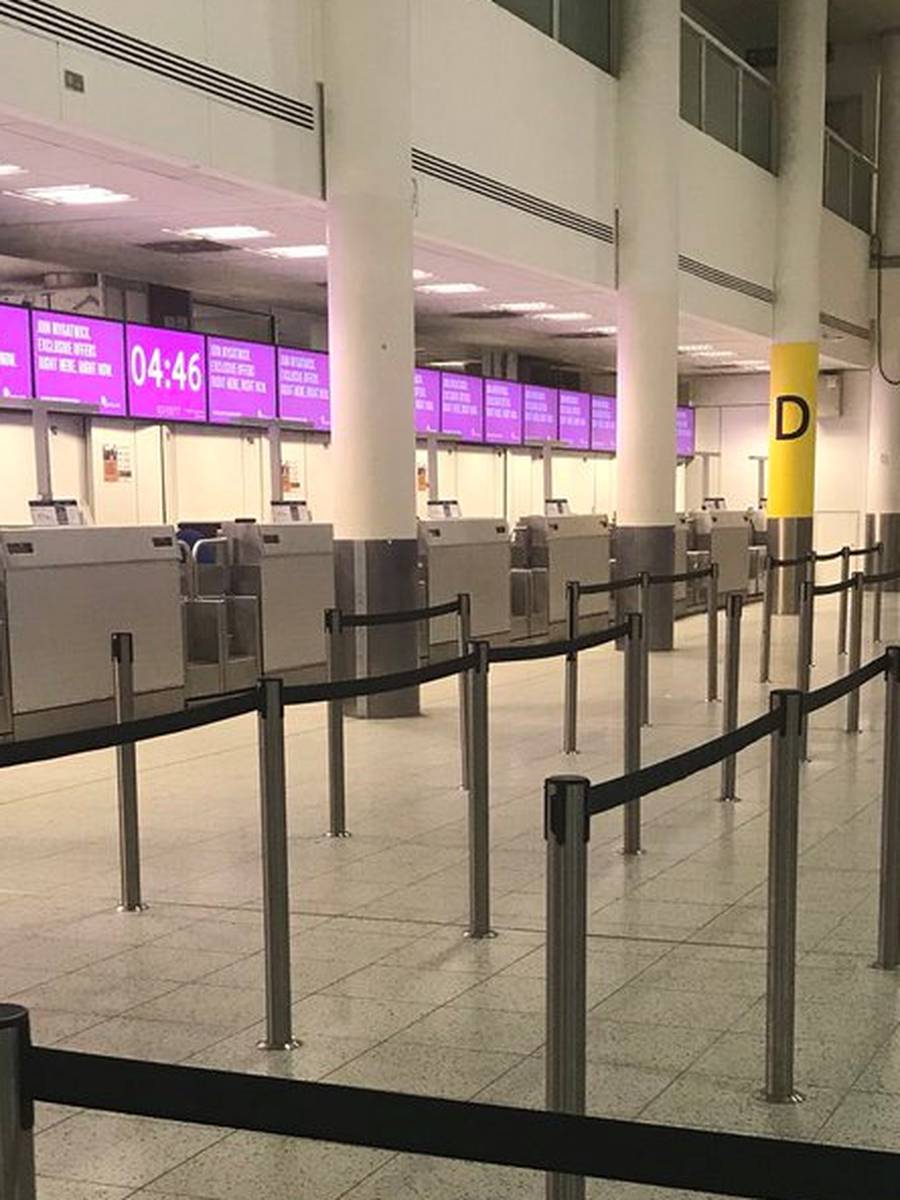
[495,0,616,75]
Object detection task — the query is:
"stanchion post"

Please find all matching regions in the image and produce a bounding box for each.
[256,676,299,1051]
[874,543,885,645]
[563,581,580,754]
[707,563,719,702]
[846,572,865,734]
[0,1005,36,1200]
[638,572,651,727]
[837,546,851,657]
[466,641,495,940]
[718,594,743,803]
[622,612,643,855]
[324,609,350,838]
[760,558,774,684]
[796,581,813,763]
[804,553,818,667]
[112,632,145,913]
[544,775,589,1200]
[876,647,900,970]
[457,592,472,790]
[764,689,805,1105]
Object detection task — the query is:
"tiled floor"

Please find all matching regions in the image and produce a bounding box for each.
[4,594,900,1197]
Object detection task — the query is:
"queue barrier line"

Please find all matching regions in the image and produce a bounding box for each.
[577,573,640,597]
[804,652,888,715]
[646,565,715,587]
[866,566,900,587]
[812,576,855,598]
[340,596,462,629]
[283,652,477,707]
[849,542,883,559]
[20,1041,900,1200]
[812,547,847,564]
[488,621,629,664]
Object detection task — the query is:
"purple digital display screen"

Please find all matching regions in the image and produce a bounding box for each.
[32,310,126,416]
[414,368,440,435]
[0,303,33,401]
[126,325,207,423]
[523,385,558,443]
[558,390,591,451]
[590,394,617,453]
[440,372,484,442]
[207,336,276,425]
[484,379,523,446]
[278,348,330,430]
[677,406,696,457]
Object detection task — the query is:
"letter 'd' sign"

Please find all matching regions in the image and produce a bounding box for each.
[775,394,811,442]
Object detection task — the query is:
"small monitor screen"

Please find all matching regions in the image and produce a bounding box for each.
[414,368,441,435]
[484,379,523,446]
[591,395,617,453]
[677,406,696,457]
[126,325,207,423]
[0,303,33,401]
[207,336,277,425]
[523,385,558,443]
[558,389,591,450]
[277,348,330,430]
[32,310,126,416]
[440,372,484,442]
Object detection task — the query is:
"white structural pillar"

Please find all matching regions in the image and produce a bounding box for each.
[767,0,828,613]
[324,0,419,716]
[615,0,680,649]
[868,31,900,588]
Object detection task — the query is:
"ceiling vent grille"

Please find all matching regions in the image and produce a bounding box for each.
[412,149,615,245]
[139,239,236,255]
[820,311,870,341]
[0,0,315,129]
[678,255,774,305]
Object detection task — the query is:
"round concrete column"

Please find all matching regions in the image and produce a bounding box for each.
[324,0,419,715]
[615,0,680,650]
[767,0,828,612]
[868,31,900,587]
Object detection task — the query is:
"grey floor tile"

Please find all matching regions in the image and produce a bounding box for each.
[589,983,757,1032]
[37,1179,131,1199]
[641,1073,841,1139]
[476,1053,676,1118]
[393,1004,546,1055]
[58,1016,232,1063]
[322,963,478,1005]
[291,993,434,1042]
[819,1091,900,1148]
[325,1038,523,1098]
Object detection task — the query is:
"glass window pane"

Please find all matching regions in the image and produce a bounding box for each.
[741,73,773,170]
[494,0,553,36]
[850,157,874,233]
[704,45,739,150]
[559,0,612,72]
[681,25,703,128]
[825,136,852,221]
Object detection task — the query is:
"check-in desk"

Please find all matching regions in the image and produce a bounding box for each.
[419,517,511,650]
[0,526,184,739]
[689,508,752,596]
[516,513,611,636]
[224,521,334,684]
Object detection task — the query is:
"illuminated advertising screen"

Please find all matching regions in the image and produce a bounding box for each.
[484,379,523,446]
[32,310,126,416]
[523,385,558,443]
[414,368,441,435]
[0,303,33,401]
[440,372,484,442]
[207,336,277,425]
[126,325,207,422]
[677,406,696,457]
[277,348,330,430]
[590,395,616,453]
[558,389,591,450]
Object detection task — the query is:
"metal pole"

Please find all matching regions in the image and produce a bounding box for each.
[544,774,589,1200]
[764,689,805,1105]
[718,594,743,803]
[837,546,851,657]
[466,641,495,939]
[805,553,817,667]
[563,581,580,754]
[325,609,349,838]
[638,572,651,726]
[796,581,813,763]
[707,563,719,702]
[874,542,885,645]
[112,632,145,913]
[0,1006,36,1200]
[622,613,643,855]
[876,646,900,970]
[760,557,774,683]
[256,677,299,1050]
[457,593,472,790]
[846,572,865,734]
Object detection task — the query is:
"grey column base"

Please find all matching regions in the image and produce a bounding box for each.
[869,513,900,592]
[334,539,421,718]
[768,517,813,615]
[614,525,676,651]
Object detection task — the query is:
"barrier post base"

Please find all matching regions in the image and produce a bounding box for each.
[257,1037,302,1052]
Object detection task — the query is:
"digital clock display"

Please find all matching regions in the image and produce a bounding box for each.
[125,325,207,423]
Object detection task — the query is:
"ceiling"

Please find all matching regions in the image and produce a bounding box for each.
[0,108,865,381]
[688,0,900,53]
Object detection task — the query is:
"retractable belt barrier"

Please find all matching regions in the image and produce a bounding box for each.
[339,597,463,629]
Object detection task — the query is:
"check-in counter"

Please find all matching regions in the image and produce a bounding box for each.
[0,526,184,739]
[689,508,752,595]
[419,517,511,649]
[516,513,611,634]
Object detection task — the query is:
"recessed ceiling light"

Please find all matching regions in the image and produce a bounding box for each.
[426,359,477,369]
[0,164,26,178]
[171,225,274,241]
[254,244,328,259]
[693,349,736,359]
[4,183,134,206]
[413,269,434,281]
[733,359,769,370]
[416,282,487,295]
[584,324,617,335]
[529,311,592,322]
[492,301,555,314]
[678,343,715,353]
